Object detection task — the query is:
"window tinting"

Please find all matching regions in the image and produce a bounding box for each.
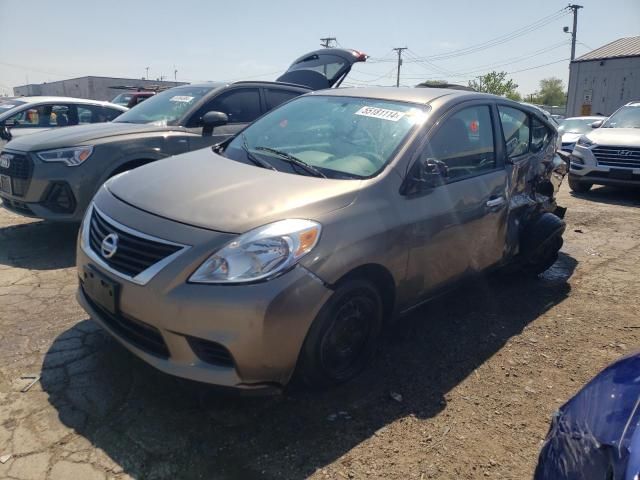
[265,89,301,110]
[203,89,261,124]
[425,105,496,180]
[531,117,552,153]
[498,106,530,157]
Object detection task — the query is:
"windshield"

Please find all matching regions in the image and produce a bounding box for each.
[558,118,601,134]
[0,99,26,119]
[111,93,133,106]
[602,104,640,128]
[224,95,429,179]
[113,86,213,125]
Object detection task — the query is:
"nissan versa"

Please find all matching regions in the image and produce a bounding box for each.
[76,88,568,391]
[0,48,366,220]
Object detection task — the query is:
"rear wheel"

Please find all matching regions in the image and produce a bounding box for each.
[296,279,383,388]
[520,213,566,276]
[568,176,592,193]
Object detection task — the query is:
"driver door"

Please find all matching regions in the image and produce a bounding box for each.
[405,102,508,298]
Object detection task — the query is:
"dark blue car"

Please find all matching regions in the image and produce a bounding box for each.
[535,353,640,480]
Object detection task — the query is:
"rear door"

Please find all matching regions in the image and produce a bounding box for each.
[404,102,508,297]
[276,49,367,90]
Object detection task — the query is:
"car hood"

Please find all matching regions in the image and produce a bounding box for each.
[585,128,640,147]
[106,148,363,233]
[3,122,175,152]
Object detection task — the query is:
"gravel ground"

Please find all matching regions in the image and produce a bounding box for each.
[0,184,639,480]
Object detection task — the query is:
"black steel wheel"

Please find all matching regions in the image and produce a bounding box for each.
[295,279,383,388]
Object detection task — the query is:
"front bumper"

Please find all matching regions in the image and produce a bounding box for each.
[570,144,640,187]
[0,148,98,221]
[75,190,333,389]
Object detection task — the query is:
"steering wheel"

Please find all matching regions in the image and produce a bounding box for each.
[340,125,377,149]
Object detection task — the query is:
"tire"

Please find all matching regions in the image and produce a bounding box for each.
[568,176,592,193]
[295,279,383,389]
[520,213,566,276]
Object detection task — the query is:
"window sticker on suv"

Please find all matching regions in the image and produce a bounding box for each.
[169,96,195,103]
[355,106,406,122]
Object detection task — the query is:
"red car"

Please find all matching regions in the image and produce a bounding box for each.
[111,91,155,108]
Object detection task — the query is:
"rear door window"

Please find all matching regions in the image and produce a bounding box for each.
[498,106,530,157]
[265,89,302,110]
[425,105,496,181]
[531,117,553,153]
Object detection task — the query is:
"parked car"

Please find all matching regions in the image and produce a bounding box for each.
[0,96,126,147]
[111,91,155,108]
[568,101,640,192]
[558,115,606,152]
[535,353,640,480]
[76,87,568,391]
[0,48,367,220]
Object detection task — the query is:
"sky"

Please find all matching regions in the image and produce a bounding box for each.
[0,0,638,98]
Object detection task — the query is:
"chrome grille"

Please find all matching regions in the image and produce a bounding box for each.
[88,207,183,278]
[593,146,640,169]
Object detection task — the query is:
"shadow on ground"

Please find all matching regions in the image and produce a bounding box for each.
[0,220,78,270]
[570,185,640,207]
[41,253,577,479]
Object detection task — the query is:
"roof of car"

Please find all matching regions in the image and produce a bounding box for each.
[11,96,127,109]
[309,87,486,104]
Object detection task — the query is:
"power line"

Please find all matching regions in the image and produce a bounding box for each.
[402,8,569,62]
[403,41,570,80]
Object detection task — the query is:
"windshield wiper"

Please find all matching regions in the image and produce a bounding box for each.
[254,146,327,178]
[242,135,277,171]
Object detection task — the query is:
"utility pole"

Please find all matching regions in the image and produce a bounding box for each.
[145,66,149,80]
[174,65,177,82]
[567,4,583,61]
[320,37,336,48]
[393,47,408,87]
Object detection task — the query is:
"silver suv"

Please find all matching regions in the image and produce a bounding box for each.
[569,101,640,192]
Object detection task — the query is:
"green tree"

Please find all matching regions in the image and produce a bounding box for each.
[536,77,566,106]
[506,91,523,101]
[468,71,518,97]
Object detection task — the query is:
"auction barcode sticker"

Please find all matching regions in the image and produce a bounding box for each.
[169,96,195,103]
[355,106,406,122]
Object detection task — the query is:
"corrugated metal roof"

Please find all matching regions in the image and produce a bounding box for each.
[575,36,640,62]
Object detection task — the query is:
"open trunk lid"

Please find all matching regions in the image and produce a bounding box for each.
[276,48,367,90]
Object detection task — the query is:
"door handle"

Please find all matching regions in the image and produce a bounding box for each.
[486,196,506,208]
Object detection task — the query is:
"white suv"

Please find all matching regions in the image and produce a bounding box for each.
[569,101,640,192]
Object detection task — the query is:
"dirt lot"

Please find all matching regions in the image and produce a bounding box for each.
[0,184,639,480]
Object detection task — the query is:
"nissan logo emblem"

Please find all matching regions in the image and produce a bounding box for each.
[100,233,119,259]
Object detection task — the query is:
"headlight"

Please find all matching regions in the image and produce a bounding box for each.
[189,219,321,284]
[576,136,594,148]
[36,146,93,166]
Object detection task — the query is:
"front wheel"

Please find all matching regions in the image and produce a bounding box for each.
[568,176,592,193]
[295,279,383,389]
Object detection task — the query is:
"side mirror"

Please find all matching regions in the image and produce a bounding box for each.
[590,120,604,129]
[201,111,228,137]
[402,157,448,195]
[0,124,11,142]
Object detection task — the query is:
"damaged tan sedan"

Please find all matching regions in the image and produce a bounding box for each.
[76,87,568,391]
